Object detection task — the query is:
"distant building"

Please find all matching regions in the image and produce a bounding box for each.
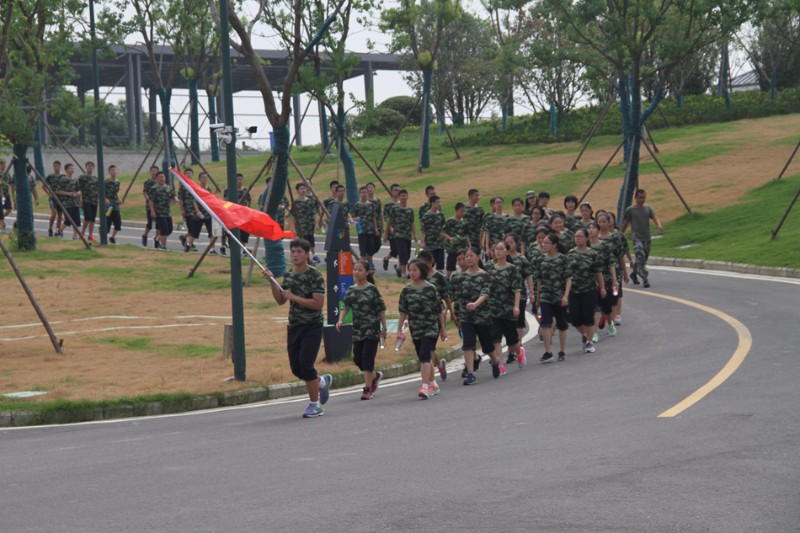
[731,70,761,93]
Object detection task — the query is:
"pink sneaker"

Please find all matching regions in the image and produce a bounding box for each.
[429,382,440,396]
[499,364,507,376]
[517,347,527,369]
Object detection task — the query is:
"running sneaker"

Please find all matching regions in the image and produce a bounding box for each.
[179,234,187,250]
[581,335,587,349]
[154,240,160,249]
[209,248,218,255]
[109,237,116,244]
[371,371,383,393]
[418,386,431,399]
[499,364,507,376]
[319,374,333,405]
[631,270,639,284]
[220,246,227,256]
[394,264,401,278]
[141,234,147,247]
[598,315,606,329]
[48,228,54,237]
[506,353,517,364]
[474,355,482,372]
[360,388,373,400]
[608,323,617,337]
[302,403,324,418]
[312,254,321,264]
[429,382,440,396]
[592,332,600,343]
[461,367,469,379]
[585,342,596,353]
[558,351,566,362]
[438,359,447,381]
[614,315,622,326]
[540,352,554,364]
[88,235,96,242]
[492,362,501,378]
[463,373,477,386]
[383,256,390,271]
[643,280,650,288]
[517,347,527,369]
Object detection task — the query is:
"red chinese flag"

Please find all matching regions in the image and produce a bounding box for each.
[171,169,295,241]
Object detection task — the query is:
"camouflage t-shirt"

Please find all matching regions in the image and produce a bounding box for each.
[428,270,450,302]
[463,204,485,247]
[398,282,443,340]
[522,222,541,250]
[505,215,530,241]
[143,179,158,202]
[383,200,397,224]
[565,214,583,232]
[526,245,545,283]
[536,253,570,305]
[352,201,378,235]
[78,174,99,205]
[487,262,522,320]
[390,205,414,240]
[418,202,431,221]
[44,173,62,198]
[283,266,325,326]
[105,180,121,209]
[508,253,533,301]
[482,213,508,247]
[557,229,575,253]
[151,184,175,217]
[323,197,337,214]
[591,240,617,289]
[343,282,386,341]
[566,247,602,294]
[420,210,446,250]
[369,197,382,235]
[293,196,318,235]
[443,216,469,254]
[452,270,492,325]
[56,175,80,208]
[179,185,196,218]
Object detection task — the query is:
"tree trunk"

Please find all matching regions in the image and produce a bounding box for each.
[12,143,36,251]
[208,92,220,162]
[419,67,433,170]
[336,104,359,208]
[189,80,200,165]
[617,71,642,220]
[158,88,176,180]
[263,124,291,277]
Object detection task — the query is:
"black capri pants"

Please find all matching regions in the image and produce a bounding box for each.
[287,322,322,381]
[597,291,618,316]
[539,301,569,331]
[155,216,173,237]
[187,217,203,239]
[412,337,437,363]
[430,248,444,270]
[492,317,520,345]
[460,321,495,354]
[83,203,97,222]
[446,251,458,272]
[395,238,411,266]
[106,209,122,231]
[353,338,379,372]
[516,298,528,329]
[569,290,597,328]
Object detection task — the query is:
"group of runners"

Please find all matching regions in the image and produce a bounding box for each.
[264,183,664,418]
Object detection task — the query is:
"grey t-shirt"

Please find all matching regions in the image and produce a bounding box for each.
[623,205,656,241]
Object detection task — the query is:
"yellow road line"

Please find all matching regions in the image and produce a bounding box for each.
[626,289,753,418]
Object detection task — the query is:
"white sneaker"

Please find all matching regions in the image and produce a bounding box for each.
[585,342,596,353]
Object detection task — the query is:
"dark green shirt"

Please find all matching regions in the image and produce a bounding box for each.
[78,174,99,205]
[566,247,602,293]
[463,204,485,247]
[390,205,415,240]
[293,196,318,235]
[508,253,533,301]
[505,215,530,240]
[105,180,121,209]
[150,184,175,217]
[591,240,617,289]
[452,270,492,325]
[343,282,386,341]
[536,253,570,304]
[369,197,382,234]
[283,267,325,326]
[420,210,446,250]
[443,216,468,254]
[398,282,443,340]
[353,201,378,235]
[487,262,522,320]
[482,213,508,247]
[56,175,80,208]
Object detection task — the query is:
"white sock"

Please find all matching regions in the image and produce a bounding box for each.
[311,401,320,406]
[319,376,327,388]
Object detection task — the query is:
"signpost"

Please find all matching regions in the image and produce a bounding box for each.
[322,203,353,362]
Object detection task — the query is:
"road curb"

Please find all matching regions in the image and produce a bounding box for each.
[649,256,800,279]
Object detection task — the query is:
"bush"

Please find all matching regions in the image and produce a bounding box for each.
[456,88,800,147]
[348,107,406,138]
[378,95,421,126]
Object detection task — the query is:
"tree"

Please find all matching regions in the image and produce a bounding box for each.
[548,0,761,217]
[742,0,800,91]
[381,0,461,171]
[0,0,85,250]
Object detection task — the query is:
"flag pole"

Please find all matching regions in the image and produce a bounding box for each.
[170,168,283,290]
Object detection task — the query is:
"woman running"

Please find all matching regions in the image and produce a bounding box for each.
[456,247,499,385]
[336,260,388,400]
[397,259,447,399]
[536,233,571,363]
[566,228,605,353]
[487,241,525,370]
[588,221,619,343]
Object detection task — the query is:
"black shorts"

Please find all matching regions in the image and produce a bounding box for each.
[146,209,154,230]
[64,206,81,227]
[460,321,495,354]
[412,337,437,363]
[83,203,97,222]
[358,233,377,257]
[303,233,316,248]
[187,217,203,239]
[287,322,322,381]
[516,298,527,329]
[353,338,379,372]
[240,229,250,245]
[492,317,519,345]
[597,291,618,316]
[540,301,569,331]
[203,218,212,237]
[106,209,122,231]
[430,248,444,270]
[155,216,173,236]
[49,198,57,211]
[569,290,597,328]
[395,238,411,266]
[389,236,397,257]
[446,251,458,272]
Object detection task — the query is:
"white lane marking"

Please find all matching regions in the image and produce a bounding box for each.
[0,323,219,342]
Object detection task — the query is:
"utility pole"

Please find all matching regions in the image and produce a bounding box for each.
[89,0,108,245]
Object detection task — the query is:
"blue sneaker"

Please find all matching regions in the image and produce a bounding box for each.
[463,373,477,386]
[319,374,333,405]
[302,403,324,418]
[492,362,501,379]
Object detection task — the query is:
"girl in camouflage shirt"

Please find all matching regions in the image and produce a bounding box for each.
[536,232,572,363]
[337,260,388,400]
[486,241,525,372]
[398,260,447,399]
[567,228,605,354]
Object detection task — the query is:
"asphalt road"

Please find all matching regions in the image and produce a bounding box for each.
[2,266,799,532]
